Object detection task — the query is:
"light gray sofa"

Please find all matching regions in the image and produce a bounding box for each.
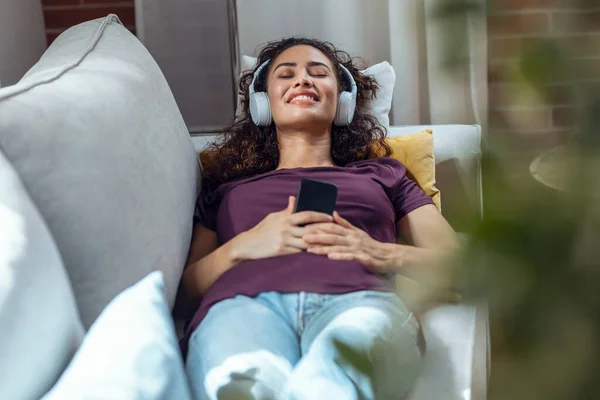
[0,15,488,400]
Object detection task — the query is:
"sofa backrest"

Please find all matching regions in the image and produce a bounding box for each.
[0,15,200,329]
[191,124,482,231]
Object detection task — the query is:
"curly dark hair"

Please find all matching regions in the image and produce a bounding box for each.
[201,37,391,196]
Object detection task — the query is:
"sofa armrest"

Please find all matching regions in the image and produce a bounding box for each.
[411,300,489,400]
[471,300,490,400]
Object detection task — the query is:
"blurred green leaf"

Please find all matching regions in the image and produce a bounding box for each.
[333,339,374,378]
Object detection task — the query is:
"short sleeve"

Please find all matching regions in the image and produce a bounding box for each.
[387,160,435,220]
[193,191,218,231]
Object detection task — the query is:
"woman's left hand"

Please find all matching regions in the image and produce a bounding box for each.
[302,211,402,274]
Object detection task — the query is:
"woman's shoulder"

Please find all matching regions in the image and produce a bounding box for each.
[347,157,408,176]
[203,167,286,203]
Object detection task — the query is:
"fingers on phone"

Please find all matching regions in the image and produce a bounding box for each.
[290,211,332,226]
[286,196,296,212]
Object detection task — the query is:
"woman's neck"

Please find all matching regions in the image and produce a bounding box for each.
[276,127,334,170]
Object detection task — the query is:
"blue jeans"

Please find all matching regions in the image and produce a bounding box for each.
[185,290,422,400]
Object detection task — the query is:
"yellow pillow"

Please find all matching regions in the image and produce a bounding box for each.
[373,129,441,211]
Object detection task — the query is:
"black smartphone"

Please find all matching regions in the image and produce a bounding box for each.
[293,178,338,216]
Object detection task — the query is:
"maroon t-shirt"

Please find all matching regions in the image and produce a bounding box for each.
[182,157,434,350]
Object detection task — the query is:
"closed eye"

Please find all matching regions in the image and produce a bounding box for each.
[278,73,328,79]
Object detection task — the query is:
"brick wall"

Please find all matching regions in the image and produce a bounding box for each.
[41,0,135,46]
[488,0,600,155]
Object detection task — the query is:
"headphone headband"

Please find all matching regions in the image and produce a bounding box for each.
[249,59,270,95]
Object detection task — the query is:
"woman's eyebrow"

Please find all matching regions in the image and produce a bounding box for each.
[273,61,331,72]
[273,62,296,72]
[306,61,331,70]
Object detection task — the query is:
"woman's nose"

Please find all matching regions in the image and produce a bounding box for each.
[293,72,312,87]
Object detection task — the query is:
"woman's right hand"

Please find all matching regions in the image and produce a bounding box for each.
[229,196,333,261]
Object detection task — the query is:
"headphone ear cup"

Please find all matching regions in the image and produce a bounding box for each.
[249,92,272,126]
[334,91,356,126]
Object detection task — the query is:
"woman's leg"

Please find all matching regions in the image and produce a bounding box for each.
[186,292,301,400]
[283,291,422,400]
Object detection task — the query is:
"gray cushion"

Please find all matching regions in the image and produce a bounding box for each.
[0,148,84,400]
[0,15,200,328]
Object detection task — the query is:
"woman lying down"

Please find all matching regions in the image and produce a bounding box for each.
[175,37,461,400]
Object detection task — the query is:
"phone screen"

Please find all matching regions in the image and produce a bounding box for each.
[293,178,338,215]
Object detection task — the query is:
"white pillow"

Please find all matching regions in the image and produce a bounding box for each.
[236,56,395,129]
[42,271,192,400]
[0,149,84,400]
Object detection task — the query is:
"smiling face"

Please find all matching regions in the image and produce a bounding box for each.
[265,45,339,131]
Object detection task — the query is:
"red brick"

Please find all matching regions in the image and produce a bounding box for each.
[488,13,550,36]
[42,0,80,6]
[491,35,600,68]
[82,0,134,4]
[490,51,600,84]
[490,0,598,13]
[558,35,600,57]
[490,37,555,59]
[45,26,135,48]
[488,60,522,83]
[490,37,520,59]
[46,32,61,46]
[551,59,600,81]
[552,106,576,127]
[553,10,600,33]
[490,108,550,130]
[489,83,574,108]
[489,84,513,108]
[490,0,566,12]
[547,84,576,105]
[574,59,600,80]
[488,66,511,83]
[488,68,503,83]
[488,128,571,155]
[43,5,135,29]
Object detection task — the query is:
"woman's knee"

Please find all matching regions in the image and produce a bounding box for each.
[297,304,422,399]
[185,295,299,400]
[189,349,293,400]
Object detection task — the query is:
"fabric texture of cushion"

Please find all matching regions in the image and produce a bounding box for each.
[237,55,395,129]
[376,129,441,210]
[42,271,192,400]
[0,149,84,400]
[0,15,200,328]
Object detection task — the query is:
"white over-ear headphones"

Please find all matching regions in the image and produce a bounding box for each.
[249,59,358,127]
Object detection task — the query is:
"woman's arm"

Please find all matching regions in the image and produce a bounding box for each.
[181,224,240,299]
[394,204,462,287]
[397,204,461,249]
[173,224,239,319]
